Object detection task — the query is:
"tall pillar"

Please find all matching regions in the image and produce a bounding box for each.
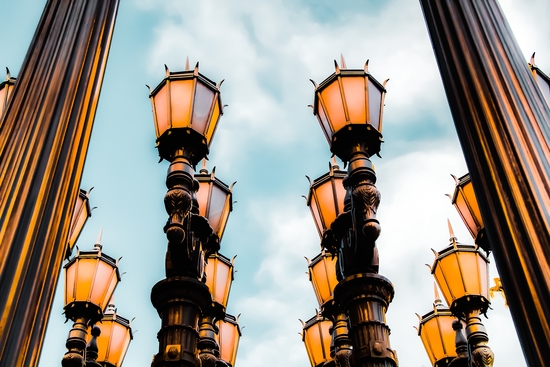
[420,1,550,366]
[0,0,119,366]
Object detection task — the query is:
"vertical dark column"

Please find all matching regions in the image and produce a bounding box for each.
[0,0,119,366]
[420,1,550,366]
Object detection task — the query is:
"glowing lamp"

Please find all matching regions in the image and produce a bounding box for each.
[205,252,234,308]
[215,314,241,367]
[88,303,133,367]
[307,250,338,307]
[416,293,457,367]
[66,188,93,259]
[311,57,387,161]
[64,240,121,323]
[0,68,16,118]
[430,230,490,316]
[450,173,483,242]
[301,313,332,367]
[195,164,234,241]
[306,161,347,237]
[149,62,224,164]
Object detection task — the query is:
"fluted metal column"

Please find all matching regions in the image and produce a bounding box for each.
[420,1,550,366]
[0,0,119,366]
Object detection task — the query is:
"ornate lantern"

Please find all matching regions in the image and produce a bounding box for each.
[88,303,133,367]
[195,163,234,241]
[204,252,234,308]
[307,250,338,308]
[0,67,16,118]
[429,223,490,316]
[215,314,241,367]
[416,288,458,367]
[306,160,347,238]
[67,188,94,259]
[64,236,121,323]
[310,57,388,161]
[148,62,224,164]
[301,312,332,367]
[529,53,550,105]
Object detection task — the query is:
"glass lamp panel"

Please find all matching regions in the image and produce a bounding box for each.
[302,317,331,367]
[341,76,367,123]
[309,252,338,306]
[73,258,97,303]
[64,259,77,306]
[440,254,466,302]
[368,79,383,131]
[68,190,91,250]
[208,184,231,237]
[191,81,215,136]
[316,103,332,144]
[205,254,233,307]
[320,81,346,134]
[91,315,132,367]
[312,181,339,233]
[534,69,550,104]
[419,314,456,364]
[88,260,119,310]
[309,199,323,238]
[196,180,211,219]
[216,316,240,366]
[432,261,457,307]
[169,79,194,130]
[454,193,479,239]
[151,85,169,139]
[478,254,490,299]
[204,99,221,147]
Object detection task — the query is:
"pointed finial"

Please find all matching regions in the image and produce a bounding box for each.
[383,78,389,87]
[447,219,458,245]
[200,159,208,174]
[217,79,225,89]
[334,59,340,73]
[433,283,443,307]
[450,173,458,185]
[530,52,536,66]
[415,313,422,321]
[193,62,200,76]
[164,64,170,77]
[309,79,318,89]
[185,56,190,71]
[364,60,369,72]
[331,156,339,171]
[5,67,10,80]
[340,54,347,69]
[94,227,103,250]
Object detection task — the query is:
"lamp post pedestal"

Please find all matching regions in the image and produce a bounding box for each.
[465,311,494,367]
[151,277,212,367]
[61,317,89,367]
[334,273,397,367]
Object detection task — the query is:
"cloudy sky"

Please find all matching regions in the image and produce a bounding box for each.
[2,0,549,366]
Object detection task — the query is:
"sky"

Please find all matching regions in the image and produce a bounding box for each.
[1,0,549,366]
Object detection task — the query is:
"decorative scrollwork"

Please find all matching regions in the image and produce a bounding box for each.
[352,182,381,240]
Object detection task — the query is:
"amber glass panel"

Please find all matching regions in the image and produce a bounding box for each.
[152,86,169,138]
[88,261,118,310]
[368,79,382,131]
[312,181,339,232]
[535,70,550,104]
[216,318,240,366]
[341,76,367,123]
[170,79,194,129]
[478,255,490,299]
[196,180,211,219]
[64,260,77,306]
[309,199,323,238]
[433,260,457,306]
[320,81,346,134]
[204,99,220,147]
[419,314,456,364]
[205,256,232,307]
[440,254,466,302]
[68,194,89,249]
[208,185,229,236]
[454,193,479,239]
[0,83,14,118]
[73,258,97,303]
[303,318,331,367]
[309,254,338,306]
[191,81,215,136]
[316,104,332,144]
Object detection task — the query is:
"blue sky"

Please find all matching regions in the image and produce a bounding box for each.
[2,0,549,366]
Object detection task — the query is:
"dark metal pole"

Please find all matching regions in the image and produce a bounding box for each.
[0,0,119,366]
[419,1,550,366]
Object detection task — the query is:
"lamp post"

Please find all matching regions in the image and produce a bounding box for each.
[148,61,240,367]
[62,234,121,367]
[307,58,397,367]
[425,222,494,367]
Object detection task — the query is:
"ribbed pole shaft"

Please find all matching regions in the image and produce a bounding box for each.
[0,0,119,366]
[420,1,550,366]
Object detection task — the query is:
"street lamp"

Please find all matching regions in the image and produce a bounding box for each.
[301,312,333,367]
[149,61,240,367]
[427,222,494,367]
[308,57,397,367]
[89,302,133,367]
[62,233,121,367]
[215,314,242,367]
